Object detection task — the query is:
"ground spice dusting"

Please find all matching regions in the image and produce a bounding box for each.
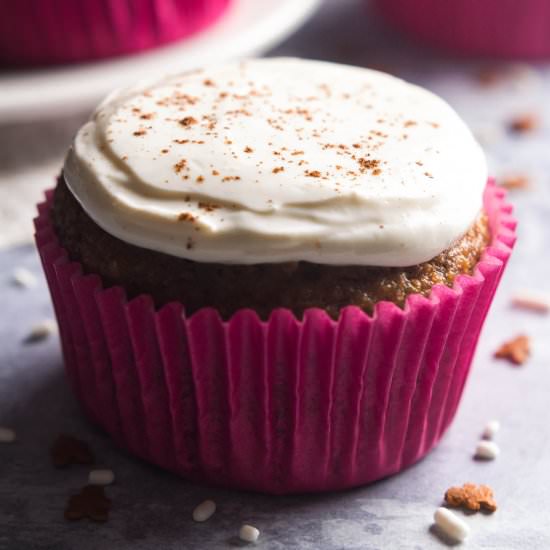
[306,170,321,177]
[178,213,197,222]
[244,146,254,153]
[272,167,284,174]
[358,158,381,172]
[196,176,205,183]
[174,159,187,173]
[198,201,220,212]
[133,130,147,136]
[179,116,198,127]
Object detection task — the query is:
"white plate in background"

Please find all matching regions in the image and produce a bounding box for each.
[0,0,321,123]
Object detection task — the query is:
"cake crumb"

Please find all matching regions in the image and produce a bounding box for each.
[494,334,530,365]
[65,485,111,522]
[0,427,16,443]
[509,113,539,134]
[11,267,37,288]
[445,483,497,513]
[511,290,550,313]
[499,175,530,190]
[51,435,95,468]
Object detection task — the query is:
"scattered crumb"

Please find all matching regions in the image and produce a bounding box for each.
[499,175,530,190]
[482,420,500,440]
[65,485,111,522]
[193,500,216,522]
[475,66,505,87]
[508,113,539,134]
[511,290,550,313]
[51,435,95,468]
[11,267,37,289]
[444,483,497,513]
[24,319,57,343]
[433,507,470,542]
[0,427,16,443]
[494,334,530,365]
[239,524,260,543]
[474,440,500,460]
[89,469,115,486]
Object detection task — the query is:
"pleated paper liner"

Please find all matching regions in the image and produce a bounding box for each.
[0,0,231,66]
[34,180,515,494]
[375,0,550,59]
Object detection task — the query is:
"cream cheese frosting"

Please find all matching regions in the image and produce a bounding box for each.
[63,57,487,266]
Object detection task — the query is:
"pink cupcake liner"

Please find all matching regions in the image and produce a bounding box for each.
[0,0,231,66]
[375,0,550,59]
[34,180,515,494]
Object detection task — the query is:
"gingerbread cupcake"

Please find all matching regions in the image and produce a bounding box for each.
[35,58,516,493]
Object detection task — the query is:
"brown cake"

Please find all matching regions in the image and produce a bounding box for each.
[53,176,490,319]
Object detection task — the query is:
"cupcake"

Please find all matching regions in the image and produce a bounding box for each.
[375,0,550,59]
[0,0,231,66]
[35,58,516,494]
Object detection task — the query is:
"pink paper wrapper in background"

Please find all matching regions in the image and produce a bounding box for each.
[375,0,550,59]
[34,180,515,494]
[0,0,231,66]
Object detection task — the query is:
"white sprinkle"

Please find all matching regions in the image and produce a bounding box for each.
[88,469,115,485]
[0,427,16,443]
[475,440,500,460]
[11,267,37,289]
[482,419,500,439]
[192,500,216,522]
[239,524,260,543]
[511,290,550,313]
[25,319,57,343]
[434,507,470,542]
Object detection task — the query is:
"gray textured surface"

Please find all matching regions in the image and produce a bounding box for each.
[2,0,550,548]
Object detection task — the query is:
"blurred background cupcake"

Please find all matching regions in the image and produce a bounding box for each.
[0,0,232,66]
[375,0,550,59]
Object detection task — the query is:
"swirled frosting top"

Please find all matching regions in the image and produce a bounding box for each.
[64,57,487,266]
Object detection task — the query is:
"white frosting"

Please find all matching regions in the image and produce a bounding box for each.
[64,58,487,266]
